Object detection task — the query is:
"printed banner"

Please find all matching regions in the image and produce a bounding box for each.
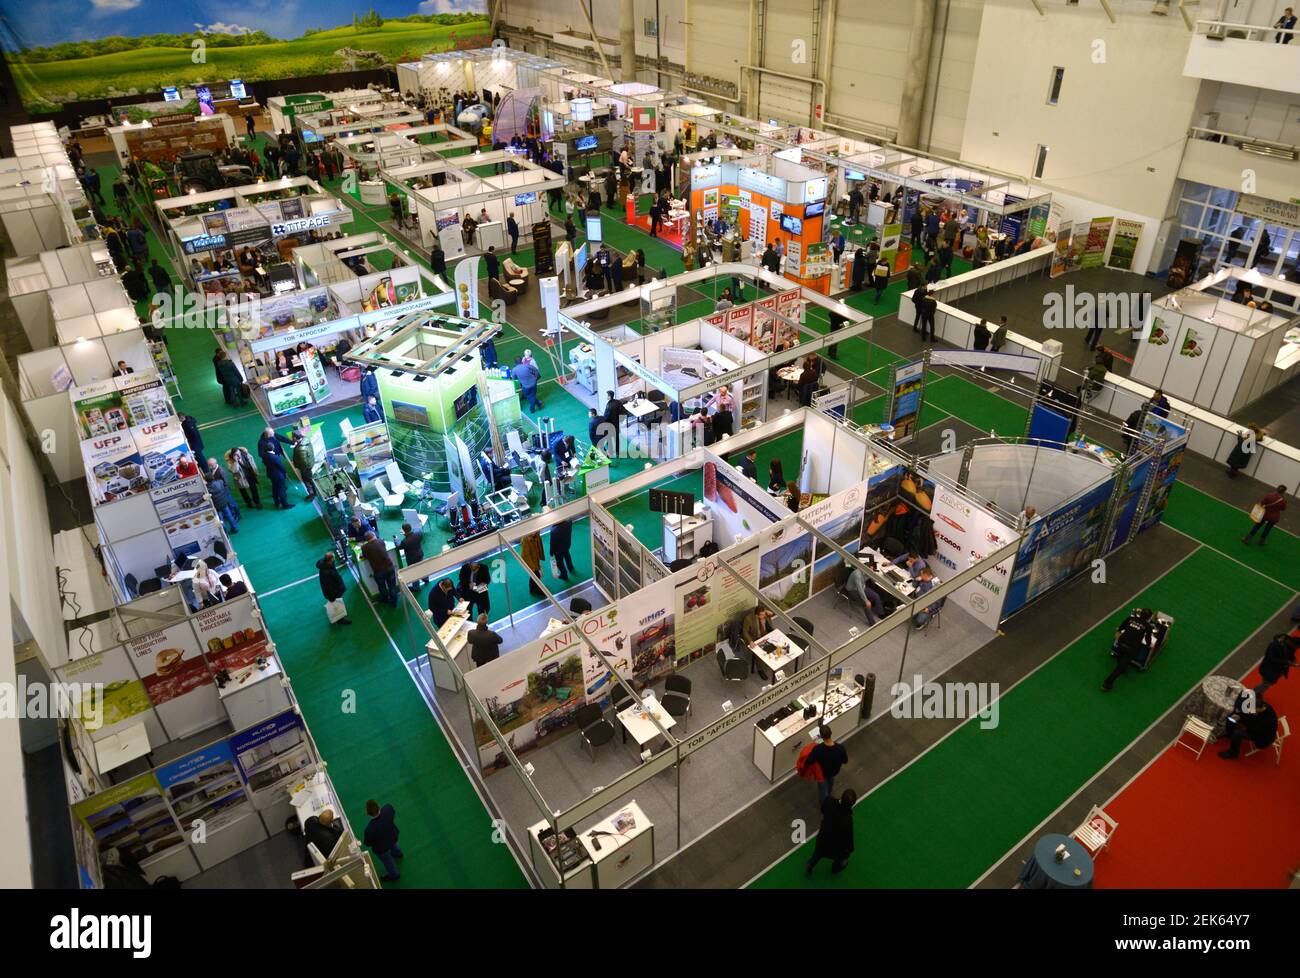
[72,772,182,867]
[1049,220,1075,278]
[1106,219,1143,271]
[1002,478,1113,616]
[1080,217,1114,269]
[453,255,481,320]
[156,740,251,834]
[929,484,1019,628]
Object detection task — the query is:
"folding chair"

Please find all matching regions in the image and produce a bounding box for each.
[1070,805,1117,858]
[1175,715,1214,760]
[1244,715,1290,765]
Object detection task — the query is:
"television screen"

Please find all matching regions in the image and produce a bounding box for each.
[780,214,803,235]
[575,134,598,152]
[162,87,180,103]
[845,169,867,181]
[585,215,602,242]
[514,191,537,205]
[453,385,480,421]
[196,86,214,116]
[804,200,825,218]
[391,400,432,428]
[229,79,246,100]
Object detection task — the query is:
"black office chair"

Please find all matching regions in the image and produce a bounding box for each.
[716,646,747,683]
[575,703,615,761]
[570,596,593,615]
[138,577,163,595]
[662,675,692,730]
[880,536,906,559]
[212,539,229,562]
[155,563,173,580]
[123,573,139,599]
[791,616,814,638]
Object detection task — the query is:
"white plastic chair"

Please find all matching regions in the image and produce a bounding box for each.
[1175,715,1214,761]
[1070,805,1118,858]
[401,507,429,530]
[340,417,354,441]
[373,476,403,510]
[1245,715,1290,765]
[385,461,412,497]
[506,428,527,459]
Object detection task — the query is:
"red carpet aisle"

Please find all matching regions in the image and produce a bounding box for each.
[1094,664,1300,888]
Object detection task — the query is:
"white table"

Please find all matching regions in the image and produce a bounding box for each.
[857,547,920,597]
[288,771,336,833]
[624,397,659,421]
[617,693,676,748]
[577,800,655,888]
[749,628,806,678]
[93,722,151,776]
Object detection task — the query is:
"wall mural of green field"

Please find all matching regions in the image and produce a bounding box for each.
[0,2,490,112]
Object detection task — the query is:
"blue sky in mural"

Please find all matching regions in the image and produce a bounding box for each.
[0,0,487,49]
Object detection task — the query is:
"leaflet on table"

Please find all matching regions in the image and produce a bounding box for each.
[83,431,146,504]
[132,417,190,489]
[156,739,251,833]
[194,595,269,673]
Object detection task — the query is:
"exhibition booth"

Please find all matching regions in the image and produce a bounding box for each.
[266,89,398,136]
[0,128,93,256]
[1131,267,1300,416]
[106,113,238,167]
[395,409,1019,886]
[5,240,120,349]
[153,177,353,294]
[383,152,561,251]
[395,46,554,111]
[334,122,477,178]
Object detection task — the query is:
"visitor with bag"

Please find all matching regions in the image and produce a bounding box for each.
[1243,485,1288,547]
[317,551,352,625]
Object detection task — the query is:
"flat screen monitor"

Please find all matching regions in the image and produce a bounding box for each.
[780,214,803,235]
[804,200,825,218]
[392,400,432,428]
[229,79,246,99]
[574,134,598,152]
[585,215,602,242]
[162,86,180,102]
[844,169,866,181]
[514,191,537,205]
[453,385,479,421]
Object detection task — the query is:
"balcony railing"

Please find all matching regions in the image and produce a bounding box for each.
[1187,126,1299,161]
[1193,18,1297,44]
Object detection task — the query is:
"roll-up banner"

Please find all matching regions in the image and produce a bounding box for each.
[888,359,926,442]
[1106,219,1143,271]
[454,255,481,320]
[1049,220,1074,278]
[1080,216,1114,269]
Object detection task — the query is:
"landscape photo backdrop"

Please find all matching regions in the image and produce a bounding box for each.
[0,1,490,112]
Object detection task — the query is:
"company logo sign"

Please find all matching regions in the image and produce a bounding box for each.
[271,214,332,237]
[937,513,966,534]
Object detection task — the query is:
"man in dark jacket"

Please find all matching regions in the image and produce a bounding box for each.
[588,408,604,454]
[179,414,208,473]
[506,213,519,254]
[603,391,627,457]
[427,577,458,626]
[148,259,171,294]
[303,810,343,865]
[805,725,848,803]
[317,552,351,625]
[760,244,780,274]
[258,426,294,509]
[361,532,398,606]
[484,245,500,281]
[1255,633,1297,696]
[429,245,447,278]
[458,560,490,618]
[467,614,503,668]
[550,518,575,580]
[805,789,856,876]
[362,800,403,882]
[399,522,425,586]
[973,319,992,352]
[363,396,384,424]
[215,350,247,407]
[208,475,240,534]
[290,430,317,501]
[1219,696,1279,759]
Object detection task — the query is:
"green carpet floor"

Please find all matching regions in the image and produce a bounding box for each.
[753,546,1292,888]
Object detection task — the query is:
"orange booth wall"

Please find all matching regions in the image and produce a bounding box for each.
[690,184,830,293]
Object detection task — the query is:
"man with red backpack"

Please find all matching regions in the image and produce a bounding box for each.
[798,725,849,804]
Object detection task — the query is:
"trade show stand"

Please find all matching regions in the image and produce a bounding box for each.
[753,677,865,781]
[528,800,653,889]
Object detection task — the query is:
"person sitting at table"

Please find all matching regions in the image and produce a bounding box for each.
[219,573,248,599]
[911,568,944,629]
[892,551,927,576]
[741,605,773,647]
[847,565,886,625]
[192,559,224,609]
[768,459,786,494]
[345,514,375,541]
[479,451,511,491]
[427,577,459,628]
[1219,695,1279,760]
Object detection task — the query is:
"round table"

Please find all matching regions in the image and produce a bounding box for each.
[510,278,525,290]
[1185,675,1245,741]
[1018,833,1094,889]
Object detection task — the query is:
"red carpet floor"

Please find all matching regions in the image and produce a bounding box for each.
[1094,664,1300,888]
[628,214,684,250]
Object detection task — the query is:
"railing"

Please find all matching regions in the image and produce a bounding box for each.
[1194,19,1298,44]
[1187,126,1300,160]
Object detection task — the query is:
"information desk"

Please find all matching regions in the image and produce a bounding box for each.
[752,679,864,782]
[663,502,713,563]
[264,373,314,416]
[858,547,919,597]
[349,538,402,598]
[426,602,471,691]
[578,800,654,888]
[217,657,290,730]
[527,822,596,889]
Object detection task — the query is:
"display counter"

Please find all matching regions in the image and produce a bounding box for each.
[527,821,596,889]
[264,373,314,416]
[752,679,865,782]
[426,603,471,691]
[349,538,401,597]
[360,180,388,206]
[217,657,291,730]
[663,503,713,563]
[577,800,654,888]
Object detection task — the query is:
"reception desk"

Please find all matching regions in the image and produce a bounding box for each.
[752,679,865,782]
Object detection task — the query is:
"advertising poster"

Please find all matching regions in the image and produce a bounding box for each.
[568,605,630,708]
[56,645,152,733]
[73,381,128,438]
[627,577,676,684]
[1107,455,1155,551]
[118,378,174,428]
[758,521,813,590]
[711,540,761,625]
[880,222,903,272]
[127,621,221,739]
[194,596,269,674]
[929,484,1020,628]
[151,475,209,522]
[859,465,905,549]
[673,559,724,664]
[454,256,481,320]
[132,417,189,490]
[1105,219,1142,271]
[156,740,251,835]
[1139,439,1186,533]
[1080,217,1114,269]
[82,431,146,504]
[162,505,223,563]
[1049,220,1074,278]
[888,359,925,441]
[465,628,588,774]
[797,481,867,599]
[707,463,784,548]
[231,711,314,805]
[72,773,183,867]
[1003,479,1113,617]
[726,304,753,341]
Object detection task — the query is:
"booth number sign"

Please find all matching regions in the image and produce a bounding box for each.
[271,214,332,237]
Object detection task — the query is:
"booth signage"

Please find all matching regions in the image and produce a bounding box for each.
[533,221,555,276]
[271,214,332,237]
[182,233,228,255]
[1236,193,1300,228]
[888,360,926,441]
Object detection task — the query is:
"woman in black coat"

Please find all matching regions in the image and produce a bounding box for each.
[850,248,868,291]
[1226,426,1262,479]
[317,553,351,625]
[805,789,856,875]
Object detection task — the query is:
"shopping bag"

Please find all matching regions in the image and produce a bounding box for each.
[1249,504,1265,523]
[324,599,348,623]
[550,557,561,577]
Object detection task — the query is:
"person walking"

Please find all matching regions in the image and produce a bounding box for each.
[1243,485,1288,545]
[127,225,149,270]
[289,429,317,502]
[1254,633,1297,696]
[872,256,891,304]
[208,474,241,534]
[224,447,262,509]
[918,289,937,342]
[361,531,399,607]
[550,518,576,581]
[179,413,208,473]
[399,521,425,583]
[603,390,627,457]
[429,243,447,278]
[467,614,504,668]
[148,259,172,296]
[804,789,857,877]
[514,351,541,412]
[257,426,294,509]
[1226,426,1262,479]
[506,212,519,254]
[520,531,546,597]
[245,112,257,141]
[804,725,848,803]
[214,349,247,407]
[362,800,403,882]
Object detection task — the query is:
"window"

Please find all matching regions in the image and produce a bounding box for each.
[1046,67,1065,105]
[644,18,658,38]
[1033,144,1049,178]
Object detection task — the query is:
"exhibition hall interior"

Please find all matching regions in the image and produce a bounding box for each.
[2,0,1300,901]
